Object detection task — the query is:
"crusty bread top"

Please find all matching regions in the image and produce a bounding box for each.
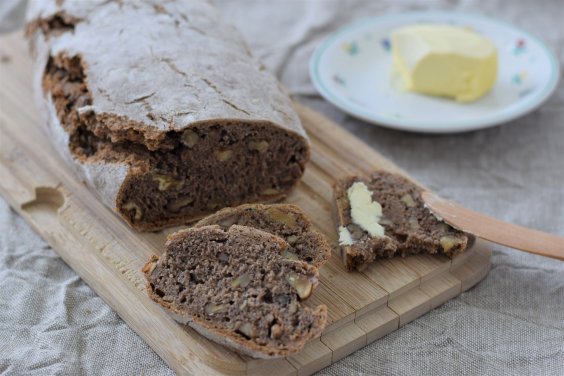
[26,0,307,140]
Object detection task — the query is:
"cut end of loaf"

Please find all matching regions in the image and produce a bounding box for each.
[143,225,327,358]
[42,52,310,231]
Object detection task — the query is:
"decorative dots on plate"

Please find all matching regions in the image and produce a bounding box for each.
[381,37,391,52]
[518,88,533,98]
[513,38,527,55]
[512,71,528,85]
[341,41,359,55]
[332,74,346,86]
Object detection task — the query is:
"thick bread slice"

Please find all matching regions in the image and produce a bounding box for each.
[25,0,310,231]
[334,171,469,271]
[143,225,327,358]
[195,203,331,268]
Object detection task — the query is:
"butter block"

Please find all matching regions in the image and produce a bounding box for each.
[391,24,497,102]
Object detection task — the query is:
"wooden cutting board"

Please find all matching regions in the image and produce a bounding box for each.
[0,32,491,376]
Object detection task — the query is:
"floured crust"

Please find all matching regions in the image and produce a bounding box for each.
[26,0,306,138]
[26,0,311,231]
[143,225,327,358]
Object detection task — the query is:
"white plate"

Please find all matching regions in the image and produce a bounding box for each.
[310,11,560,133]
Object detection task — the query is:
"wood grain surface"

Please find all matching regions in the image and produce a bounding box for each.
[0,33,491,375]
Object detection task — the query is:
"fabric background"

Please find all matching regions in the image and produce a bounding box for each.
[1,0,563,374]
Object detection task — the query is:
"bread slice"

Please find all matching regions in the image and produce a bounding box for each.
[143,225,327,358]
[334,171,469,271]
[26,1,310,231]
[195,203,331,268]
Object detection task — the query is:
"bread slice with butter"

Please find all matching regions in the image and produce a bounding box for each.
[333,171,470,271]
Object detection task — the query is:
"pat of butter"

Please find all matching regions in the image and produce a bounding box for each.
[391,24,497,102]
[347,182,385,238]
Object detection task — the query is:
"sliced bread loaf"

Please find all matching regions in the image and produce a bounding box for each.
[334,171,469,271]
[195,203,331,268]
[26,0,310,231]
[143,225,327,358]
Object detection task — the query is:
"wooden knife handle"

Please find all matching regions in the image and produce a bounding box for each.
[422,191,564,261]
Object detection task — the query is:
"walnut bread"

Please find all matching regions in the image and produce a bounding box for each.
[334,171,470,271]
[25,0,310,231]
[195,203,331,268]
[143,225,327,358]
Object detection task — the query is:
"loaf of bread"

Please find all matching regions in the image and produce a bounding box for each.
[143,225,327,358]
[195,203,331,268]
[334,171,469,271]
[25,0,310,231]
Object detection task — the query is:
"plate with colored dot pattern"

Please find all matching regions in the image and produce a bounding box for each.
[310,11,560,133]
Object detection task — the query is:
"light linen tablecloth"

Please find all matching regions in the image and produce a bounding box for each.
[1,0,563,375]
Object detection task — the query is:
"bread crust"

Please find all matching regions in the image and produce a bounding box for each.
[195,203,332,268]
[333,171,469,271]
[26,0,310,230]
[143,225,327,358]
